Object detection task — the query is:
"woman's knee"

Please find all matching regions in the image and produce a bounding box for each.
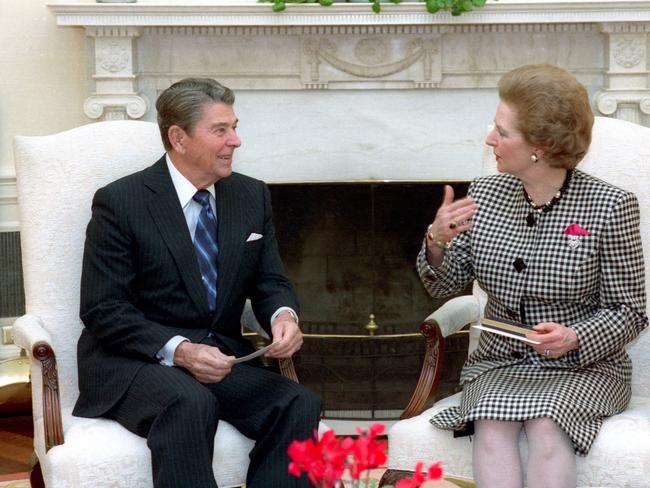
[475,420,522,448]
[525,418,573,458]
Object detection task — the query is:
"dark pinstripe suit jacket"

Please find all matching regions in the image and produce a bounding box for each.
[73,156,298,418]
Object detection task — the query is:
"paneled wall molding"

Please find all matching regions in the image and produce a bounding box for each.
[0,172,19,232]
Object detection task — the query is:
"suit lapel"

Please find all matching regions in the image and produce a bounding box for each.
[213,177,245,322]
[144,157,210,316]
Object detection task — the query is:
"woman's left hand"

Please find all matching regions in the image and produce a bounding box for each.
[527,322,579,359]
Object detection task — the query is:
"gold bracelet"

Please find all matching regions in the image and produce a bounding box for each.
[434,240,452,250]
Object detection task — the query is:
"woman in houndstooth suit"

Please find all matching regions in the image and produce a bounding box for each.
[418,64,648,488]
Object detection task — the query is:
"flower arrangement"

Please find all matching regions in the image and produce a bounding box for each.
[288,423,443,488]
[259,0,488,16]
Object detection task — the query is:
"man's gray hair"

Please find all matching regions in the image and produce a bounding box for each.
[156,78,235,151]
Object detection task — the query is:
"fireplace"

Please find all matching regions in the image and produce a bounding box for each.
[269,181,471,419]
[43,0,650,421]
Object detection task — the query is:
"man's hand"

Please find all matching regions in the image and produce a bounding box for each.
[265,311,303,359]
[527,322,579,359]
[173,342,235,383]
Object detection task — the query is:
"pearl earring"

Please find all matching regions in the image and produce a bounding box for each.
[531,154,539,163]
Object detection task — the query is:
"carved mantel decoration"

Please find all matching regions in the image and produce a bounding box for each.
[49,1,650,125]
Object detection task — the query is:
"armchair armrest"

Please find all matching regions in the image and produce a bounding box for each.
[426,294,481,338]
[399,294,481,420]
[13,314,64,452]
[240,300,299,383]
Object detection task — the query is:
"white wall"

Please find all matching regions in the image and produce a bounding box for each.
[0,0,88,231]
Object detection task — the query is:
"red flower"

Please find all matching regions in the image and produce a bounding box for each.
[349,423,387,479]
[288,423,442,488]
[563,223,590,236]
[395,461,444,488]
[288,429,348,487]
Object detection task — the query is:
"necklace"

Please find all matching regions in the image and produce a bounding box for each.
[522,170,573,214]
[523,170,573,227]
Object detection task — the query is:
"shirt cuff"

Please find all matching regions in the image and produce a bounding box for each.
[156,335,189,366]
[271,307,299,325]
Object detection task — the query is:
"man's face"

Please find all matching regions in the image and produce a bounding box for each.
[180,101,241,185]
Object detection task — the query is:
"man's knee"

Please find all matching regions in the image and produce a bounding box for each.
[168,382,219,425]
[287,385,321,424]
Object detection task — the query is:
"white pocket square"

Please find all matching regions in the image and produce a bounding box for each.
[246,233,263,242]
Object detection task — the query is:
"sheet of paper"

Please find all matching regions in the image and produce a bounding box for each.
[472,324,541,345]
[233,343,276,364]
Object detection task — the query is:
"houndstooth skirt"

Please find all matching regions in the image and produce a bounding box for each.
[429,362,630,455]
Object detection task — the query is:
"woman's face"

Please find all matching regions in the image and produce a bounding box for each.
[485,101,537,177]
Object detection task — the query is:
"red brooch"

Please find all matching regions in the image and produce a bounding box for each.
[563,223,590,248]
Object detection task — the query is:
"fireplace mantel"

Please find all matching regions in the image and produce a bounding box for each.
[50,1,650,26]
[47,0,650,183]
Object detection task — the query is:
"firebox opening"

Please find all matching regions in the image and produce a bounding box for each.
[269,182,472,420]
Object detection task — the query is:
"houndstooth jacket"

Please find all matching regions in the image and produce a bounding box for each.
[418,170,648,386]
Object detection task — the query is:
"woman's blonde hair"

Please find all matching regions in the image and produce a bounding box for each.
[498,64,594,169]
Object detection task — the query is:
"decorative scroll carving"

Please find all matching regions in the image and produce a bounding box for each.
[84,94,149,120]
[302,36,441,88]
[398,320,445,421]
[33,343,64,452]
[278,357,299,383]
[596,90,650,123]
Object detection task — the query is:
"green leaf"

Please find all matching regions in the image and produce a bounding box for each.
[272,0,286,12]
[425,0,440,13]
[319,0,334,6]
[372,1,381,13]
[460,0,474,11]
[472,0,487,5]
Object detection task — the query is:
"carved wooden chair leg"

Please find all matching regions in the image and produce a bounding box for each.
[30,460,45,488]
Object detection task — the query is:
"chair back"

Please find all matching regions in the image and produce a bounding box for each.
[13,121,165,416]
[481,116,650,397]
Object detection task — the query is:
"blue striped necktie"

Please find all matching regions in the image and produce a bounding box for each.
[192,190,218,312]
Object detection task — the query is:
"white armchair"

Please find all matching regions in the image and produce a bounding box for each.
[382,116,650,487]
[12,121,307,488]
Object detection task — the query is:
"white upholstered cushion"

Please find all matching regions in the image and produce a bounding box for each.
[33,409,254,488]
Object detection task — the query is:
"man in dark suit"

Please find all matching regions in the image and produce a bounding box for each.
[73,78,321,488]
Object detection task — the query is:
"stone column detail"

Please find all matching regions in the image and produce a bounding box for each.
[84,27,148,121]
[596,23,650,124]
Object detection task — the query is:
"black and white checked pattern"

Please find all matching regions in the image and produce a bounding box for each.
[417,170,648,455]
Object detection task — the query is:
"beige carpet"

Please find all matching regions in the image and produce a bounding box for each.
[0,481,29,488]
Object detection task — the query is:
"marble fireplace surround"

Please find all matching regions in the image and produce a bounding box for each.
[48,0,650,184]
